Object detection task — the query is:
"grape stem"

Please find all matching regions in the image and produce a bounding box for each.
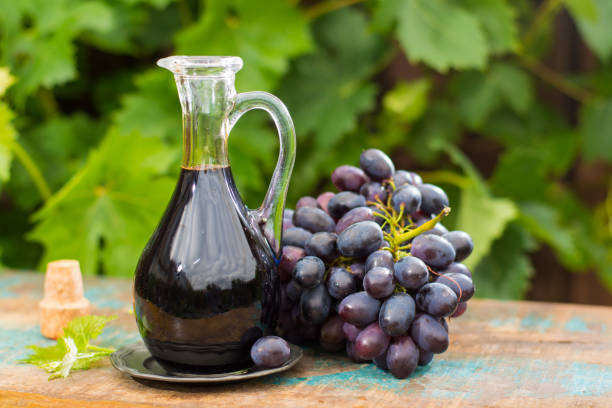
[394,207,451,243]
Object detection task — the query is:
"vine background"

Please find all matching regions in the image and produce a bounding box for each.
[0,0,610,304]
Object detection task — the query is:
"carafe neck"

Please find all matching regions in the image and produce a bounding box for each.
[158,56,244,169]
[176,75,235,169]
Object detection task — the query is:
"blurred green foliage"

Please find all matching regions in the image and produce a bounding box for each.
[0,0,610,299]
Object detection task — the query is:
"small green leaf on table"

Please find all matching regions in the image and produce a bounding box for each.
[20,315,116,380]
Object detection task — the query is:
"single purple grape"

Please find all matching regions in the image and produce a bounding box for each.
[332,165,369,192]
[354,322,390,360]
[386,336,419,379]
[443,231,474,262]
[363,266,395,299]
[320,315,345,346]
[278,246,305,282]
[342,322,362,342]
[360,149,395,181]
[250,336,291,368]
[451,301,468,318]
[440,262,472,278]
[338,291,381,326]
[296,196,318,209]
[393,170,422,187]
[360,181,388,203]
[316,192,335,214]
[336,207,375,234]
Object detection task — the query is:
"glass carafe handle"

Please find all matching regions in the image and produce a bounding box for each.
[229,92,296,256]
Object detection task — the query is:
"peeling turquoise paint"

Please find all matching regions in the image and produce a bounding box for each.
[85,287,126,310]
[0,325,53,364]
[564,316,590,333]
[0,275,29,299]
[520,313,554,332]
[489,317,515,327]
[98,326,141,349]
[264,356,612,399]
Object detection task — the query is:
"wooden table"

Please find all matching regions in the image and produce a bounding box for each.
[0,271,611,407]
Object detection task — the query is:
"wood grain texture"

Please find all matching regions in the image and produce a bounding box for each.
[1,271,611,408]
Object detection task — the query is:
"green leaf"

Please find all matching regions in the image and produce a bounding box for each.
[572,0,612,60]
[406,101,461,164]
[383,0,488,72]
[0,67,18,182]
[21,315,116,380]
[579,98,612,162]
[490,149,550,202]
[279,8,385,150]
[114,70,181,142]
[444,146,518,269]
[2,0,115,103]
[462,0,518,54]
[552,192,612,290]
[382,79,431,124]
[22,113,104,189]
[0,103,17,182]
[518,202,585,269]
[0,68,15,96]
[62,315,117,350]
[456,182,517,269]
[473,223,536,300]
[28,129,177,276]
[176,0,312,91]
[563,0,597,20]
[455,62,533,128]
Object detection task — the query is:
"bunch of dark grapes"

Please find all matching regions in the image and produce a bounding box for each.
[277,149,475,380]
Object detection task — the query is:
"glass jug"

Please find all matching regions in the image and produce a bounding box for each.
[134,56,296,370]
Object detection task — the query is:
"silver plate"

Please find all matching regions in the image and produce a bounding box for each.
[110,341,303,383]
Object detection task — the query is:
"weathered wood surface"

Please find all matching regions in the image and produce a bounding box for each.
[0,271,610,407]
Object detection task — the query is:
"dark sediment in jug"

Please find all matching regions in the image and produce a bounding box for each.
[134,166,279,370]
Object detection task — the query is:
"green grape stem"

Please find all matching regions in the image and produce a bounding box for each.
[394,207,451,244]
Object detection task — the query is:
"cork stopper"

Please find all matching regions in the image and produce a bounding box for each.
[40,260,91,339]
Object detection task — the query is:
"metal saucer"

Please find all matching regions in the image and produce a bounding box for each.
[110,341,303,384]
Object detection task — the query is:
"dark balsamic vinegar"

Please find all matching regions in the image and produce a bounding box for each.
[134,167,278,370]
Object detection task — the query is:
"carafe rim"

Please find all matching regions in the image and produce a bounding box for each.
[157,56,243,77]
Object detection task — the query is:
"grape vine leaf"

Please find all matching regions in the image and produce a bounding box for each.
[407,101,461,165]
[518,202,585,270]
[571,0,612,61]
[1,0,115,103]
[457,183,517,269]
[382,79,431,124]
[114,70,181,143]
[473,223,535,300]
[80,1,181,55]
[28,129,176,276]
[579,98,612,162]
[175,0,312,91]
[443,146,518,269]
[563,0,597,21]
[554,193,612,291]
[0,68,15,95]
[6,114,106,213]
[461,0,518,54]
[279,8,386,150]
[490,149,550,202]
[378,0,488,72]
[21,315,116,380]
[454,62,533,129]
[0,68,16,182]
